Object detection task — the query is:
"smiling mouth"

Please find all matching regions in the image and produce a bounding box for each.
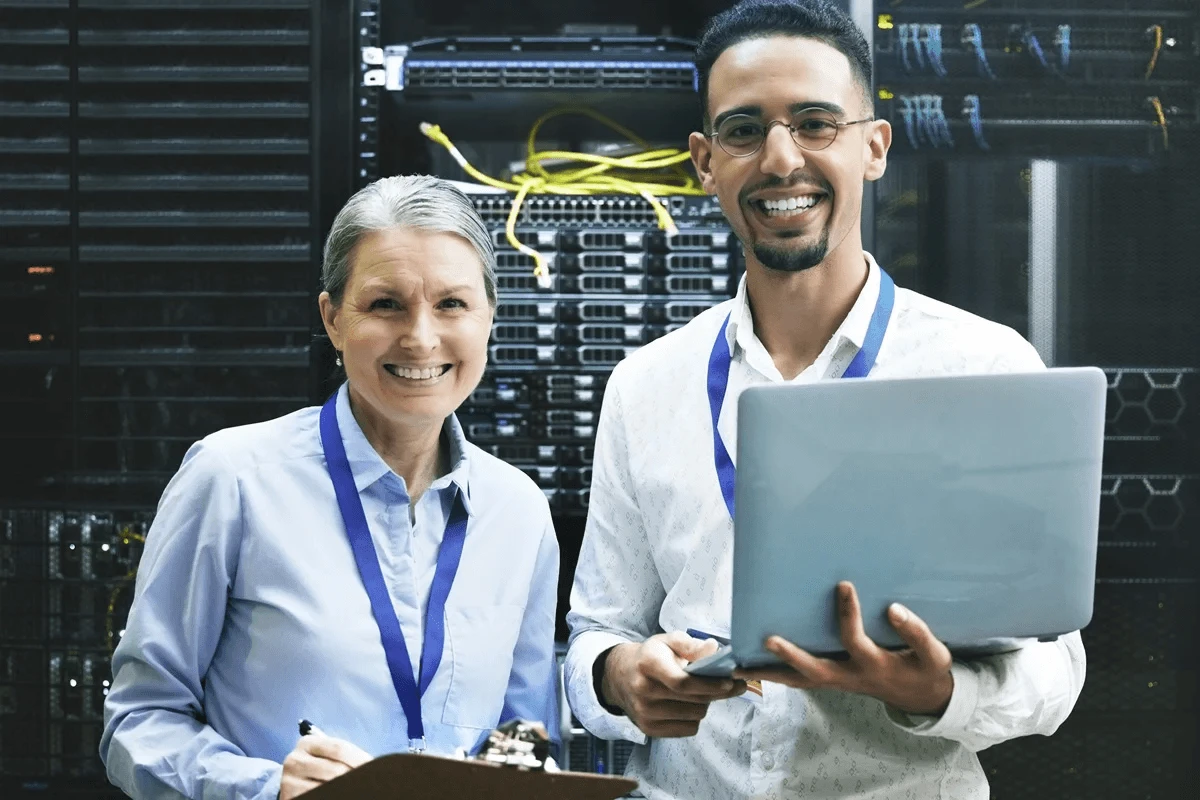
[383,364,452,381]
[753,194,825,218]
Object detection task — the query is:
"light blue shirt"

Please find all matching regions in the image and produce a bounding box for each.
[101,383,560,800]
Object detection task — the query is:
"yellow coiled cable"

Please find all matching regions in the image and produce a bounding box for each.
[420,106,707,287]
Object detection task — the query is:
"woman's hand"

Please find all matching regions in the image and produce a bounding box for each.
[280,729,373,799]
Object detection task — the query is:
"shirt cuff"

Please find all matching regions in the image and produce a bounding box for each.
[566,631,648,744]
[885,661,980,739]
[255,766,283,800]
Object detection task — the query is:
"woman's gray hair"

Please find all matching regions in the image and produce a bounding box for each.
[321,174,497,307]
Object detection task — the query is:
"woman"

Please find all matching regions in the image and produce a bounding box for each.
[100,175,560,800]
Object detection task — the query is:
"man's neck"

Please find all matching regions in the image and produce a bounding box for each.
[347,387,447,502]
[743,244,869,381]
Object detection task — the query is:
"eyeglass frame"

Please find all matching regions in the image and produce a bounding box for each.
[707,108,876,157]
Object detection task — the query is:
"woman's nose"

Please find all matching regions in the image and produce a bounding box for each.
[399,308,439,352]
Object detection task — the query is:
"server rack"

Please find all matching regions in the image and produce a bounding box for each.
[1,0,323,793]
[870,1,1199,796]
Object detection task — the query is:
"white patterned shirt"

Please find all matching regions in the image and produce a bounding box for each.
[565,253,1086,800]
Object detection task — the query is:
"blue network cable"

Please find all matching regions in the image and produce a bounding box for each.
[898,95,919,150]
[961,23,997,80]
[1055,24,1071,71]
[898,23,914,72]
[923,96,940,147]
[922,95,952,148]
[1020,28,1050,71]
[912,25,927,71]
[925,24,949,77]
[915,95,934,146]
[932,95,955,147]
[962,94,990,151]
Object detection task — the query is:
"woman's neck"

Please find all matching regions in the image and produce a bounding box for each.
[347,387,447,502]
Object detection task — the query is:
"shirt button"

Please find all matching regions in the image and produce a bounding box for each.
[761,752,775,771]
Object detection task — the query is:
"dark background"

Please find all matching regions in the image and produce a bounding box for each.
[1,0,1196,796]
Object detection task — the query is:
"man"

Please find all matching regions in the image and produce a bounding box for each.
[564,1,1086,798]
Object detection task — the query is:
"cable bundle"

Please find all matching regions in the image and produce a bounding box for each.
[420,107,707,286]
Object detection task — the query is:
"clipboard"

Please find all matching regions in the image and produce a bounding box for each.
[303,752,638,799]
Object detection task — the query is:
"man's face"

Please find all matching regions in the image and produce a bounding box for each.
[689,35,890,273]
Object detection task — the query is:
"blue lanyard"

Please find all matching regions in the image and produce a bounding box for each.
[319,394,468,753]
[707,269,896,520]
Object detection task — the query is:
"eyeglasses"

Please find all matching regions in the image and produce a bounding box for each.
[710,108,874,157]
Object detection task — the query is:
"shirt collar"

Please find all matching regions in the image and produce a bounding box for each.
[725,251,883,360]
[333,382,473,514]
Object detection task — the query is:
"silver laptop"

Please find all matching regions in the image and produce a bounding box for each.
[687,367,1106,678]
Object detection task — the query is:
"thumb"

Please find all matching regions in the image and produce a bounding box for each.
[660,631,720,663]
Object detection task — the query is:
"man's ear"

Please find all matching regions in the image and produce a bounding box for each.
[863,119,892,183]
[318,291,343,352]
[689,130,717,195]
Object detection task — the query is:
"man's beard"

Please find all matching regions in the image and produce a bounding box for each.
[752,228,830,273]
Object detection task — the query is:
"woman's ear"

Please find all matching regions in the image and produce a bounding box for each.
[318,291,343,352]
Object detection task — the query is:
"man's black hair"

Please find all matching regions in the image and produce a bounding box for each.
[695,0,873,131]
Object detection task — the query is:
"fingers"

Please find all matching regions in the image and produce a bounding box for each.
[643,635,741,700]
[836,582,883,663]
[624,696,716,738]
[660,630,719,662]
[888,603,952,670]
[301,734,373,770]
[278,775,321,800]
[652,674,748,701]
[640,698,711,722]
[645,719,708,738]
[616,633,751,738]
[285,750,351,783]
[764,636,837,683]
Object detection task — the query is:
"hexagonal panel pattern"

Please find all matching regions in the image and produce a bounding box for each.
[1105,368,1196,439]
[1098,475,1197,543]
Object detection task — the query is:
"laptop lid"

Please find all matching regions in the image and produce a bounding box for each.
[729,367,1106,667]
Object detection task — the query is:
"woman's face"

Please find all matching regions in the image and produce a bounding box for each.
[319,227,493,431]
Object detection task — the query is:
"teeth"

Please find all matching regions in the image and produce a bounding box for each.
[388,365,447,380]
[761,195,819,211]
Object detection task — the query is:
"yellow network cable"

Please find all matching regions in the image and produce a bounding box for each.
[1148,96,1168,150]
[421,107,707,286]
[1145,24,1163,80]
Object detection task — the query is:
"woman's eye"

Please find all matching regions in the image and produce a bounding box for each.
[369,298,398,310]
[439,297,467,310]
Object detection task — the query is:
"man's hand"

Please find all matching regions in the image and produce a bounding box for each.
[601,632,747,737]
[280,729,372,799]
[734,582,955,716]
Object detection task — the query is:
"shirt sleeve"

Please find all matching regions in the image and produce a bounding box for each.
[100,440,283,800]
[565,369,660,744]
[500,509,562,744]
[888,329,1088,750]
[887,632,1087,752]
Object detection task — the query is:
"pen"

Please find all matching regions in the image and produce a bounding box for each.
[686,628,730,646]
[298,719,315,737]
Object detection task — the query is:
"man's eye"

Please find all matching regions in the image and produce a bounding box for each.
[440,298,467,310]
[369,298,398,310]
[798,119,836,133]
[727,123,762,139]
